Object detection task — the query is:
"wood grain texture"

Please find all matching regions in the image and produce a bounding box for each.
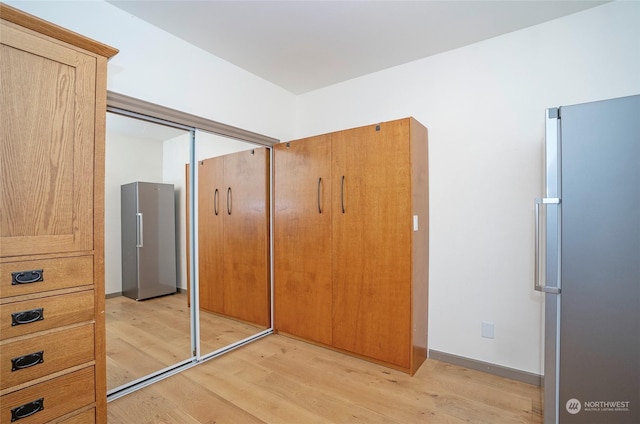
[0,256,93,299]
[56,408,96,424]
[222,148,270,327]
[107,334,543,424]
[1,323,94,390]
[409,117,429,374]
[1,366,95,423]
[106,293,265,391]
[0,289,94,340]
[1,8,114,423]
[93,52,109,424]
[273,118,428,374]
[273,135,333,345]
[1,20,95,257]
[331,120,413,369]
[194,149,270,327]
[198,156,225,314]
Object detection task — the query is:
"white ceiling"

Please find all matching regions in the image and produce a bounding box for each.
[107,0,608,95]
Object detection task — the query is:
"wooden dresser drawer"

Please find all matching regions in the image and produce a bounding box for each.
[0,366,95,423]
[57,408,95,424]
[1,324,94,390]
[0,256,93,299]
[0,290,94,341]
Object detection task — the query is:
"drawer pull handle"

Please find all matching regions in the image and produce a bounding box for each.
[11,269,44,285]
[11,398,44,422]
[11,351,44,371]
[11,308,44,326]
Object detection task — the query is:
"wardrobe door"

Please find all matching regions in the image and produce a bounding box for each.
[0,23,96,257]
[223,148,270,327]
[331,120,413,368]
[274,136,332,345]
[198,157,225,313]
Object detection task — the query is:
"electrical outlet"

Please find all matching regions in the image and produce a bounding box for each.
[481,321,495,339]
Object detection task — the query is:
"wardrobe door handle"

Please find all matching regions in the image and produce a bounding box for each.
[227,187,232,215]
[341,176,345,214]
[317,177,322,214]
[214,188,219,215]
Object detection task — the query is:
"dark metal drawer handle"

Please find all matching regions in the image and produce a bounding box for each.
[12,308,44,326]
[11,269,44,285]
[11,398,44,421]
[11,351,44,371]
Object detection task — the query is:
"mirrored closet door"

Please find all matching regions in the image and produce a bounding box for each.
[105,113,194,392]
[193,130,271,358]
[104,93,277,400]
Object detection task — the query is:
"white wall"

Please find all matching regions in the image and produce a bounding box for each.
[295,1,640,375]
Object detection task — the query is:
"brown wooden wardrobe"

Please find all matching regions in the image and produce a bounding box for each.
[0,4,117,423]
[196,148,271,327]
[274,117,429,375]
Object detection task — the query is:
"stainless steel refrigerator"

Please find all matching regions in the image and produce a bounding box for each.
[535,94,639,423]
[121,181,177,300]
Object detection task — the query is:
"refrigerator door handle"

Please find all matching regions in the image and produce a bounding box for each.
[534,197,560,294]
[136,212,144,248]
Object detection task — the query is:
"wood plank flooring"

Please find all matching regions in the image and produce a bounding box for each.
[106,293,265,391]
[108,321,543,423]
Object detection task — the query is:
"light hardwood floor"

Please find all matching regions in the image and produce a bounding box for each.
[107,318,543,423]
[106,293,265,391]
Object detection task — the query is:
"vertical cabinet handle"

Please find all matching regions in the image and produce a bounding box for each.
[136,212,144,247]
[227,187,232,215]
[11,398,44,421]
[214,188,219,215]
[317,177,322,214]
[341,176,345,214]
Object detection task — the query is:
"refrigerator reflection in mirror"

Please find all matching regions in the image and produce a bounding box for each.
[105,113,192,393]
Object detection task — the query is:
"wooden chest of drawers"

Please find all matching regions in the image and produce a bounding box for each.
[0,3,117,422]
[0,256,99,423]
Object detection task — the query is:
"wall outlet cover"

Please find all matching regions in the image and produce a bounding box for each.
[481,321,495,339]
